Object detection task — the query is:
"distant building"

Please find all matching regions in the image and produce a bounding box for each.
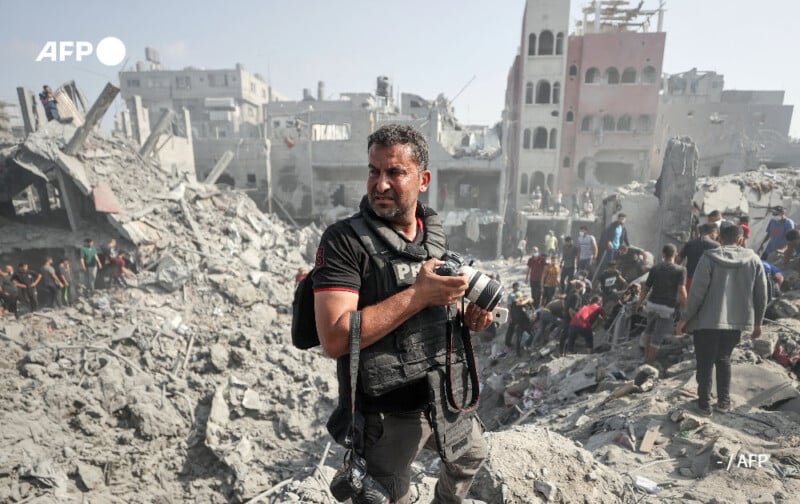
[559,1,666,192]
[267,77,504,256]
[118,50,286,189]
[655,68,795,176]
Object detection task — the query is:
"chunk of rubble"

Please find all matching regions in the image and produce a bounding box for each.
[471,425,629,503]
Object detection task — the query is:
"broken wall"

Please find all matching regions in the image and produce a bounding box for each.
[655,137,698,252]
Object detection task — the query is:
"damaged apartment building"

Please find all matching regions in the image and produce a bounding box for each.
[266,77,504,255]
[655,68,798,176]
[502,0,796,248]
[117,48,286,198]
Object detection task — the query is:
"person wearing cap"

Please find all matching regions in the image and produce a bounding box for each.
[759,206,795,260]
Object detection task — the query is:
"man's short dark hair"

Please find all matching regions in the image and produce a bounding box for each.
[708,210,722,219]
[699,223,716,235]
[662,244,677,258]
[85,238,92,244]
[739,215,749,224]
[564,236,572,242]
[618,213,626,219]
[580,225,588,231]
[787,229,800,242]
[589,295,602,304]
[367,124,429,172]
[719,223,743,244]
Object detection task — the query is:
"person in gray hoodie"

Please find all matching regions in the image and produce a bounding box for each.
[677,224,767,416]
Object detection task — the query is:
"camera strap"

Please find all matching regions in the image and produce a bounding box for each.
[444,302,480,412]
[346,310,362,450]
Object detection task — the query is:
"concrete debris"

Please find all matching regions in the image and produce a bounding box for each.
[471,257,800,504]
[4,114,800,503]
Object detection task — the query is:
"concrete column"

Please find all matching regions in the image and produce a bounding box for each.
[428,166,439,210]
[139,109,176,157]
[204,150,235,184]
[264,138,272,213]
[16,87,36,134]
[56,170,80,231]
[64,82,119,156]
[119,110,133,139]
[129,96,150,146]
[656,137,698,252]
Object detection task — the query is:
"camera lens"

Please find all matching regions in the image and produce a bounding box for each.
[462,267,504,311]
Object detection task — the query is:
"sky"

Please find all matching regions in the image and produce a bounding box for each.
[1,0,798,136]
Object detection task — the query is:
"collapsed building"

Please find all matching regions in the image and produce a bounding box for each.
[656,68,798,177]
[3,78,800,503]
[267,77,505,256]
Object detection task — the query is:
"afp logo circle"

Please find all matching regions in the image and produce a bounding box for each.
[36,37,126,66]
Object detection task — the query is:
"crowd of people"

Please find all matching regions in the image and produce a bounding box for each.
[0,238,132,318]
[528,185,596,218]
[501,206,796,416]
[505,207,788,370]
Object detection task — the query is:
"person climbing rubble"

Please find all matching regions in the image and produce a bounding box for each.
[541,254,560,306]
[526,246,546,307]
[577,225,598,275]
[560,236,578,292]
[39,84,60,122]
[677,222,719,292]
[615,244,654,282]
[505,281,533,355]
[311,124,489,503]
[759,206,796,261]
[677,224,768,416]
[636,244,687,366]
[561,294,605,355]
[600,213,629,269]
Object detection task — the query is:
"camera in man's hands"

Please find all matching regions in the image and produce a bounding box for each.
[329,451,390,503]
[434,251,505,312]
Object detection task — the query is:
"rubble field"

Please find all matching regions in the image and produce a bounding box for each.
[2,123,800,503]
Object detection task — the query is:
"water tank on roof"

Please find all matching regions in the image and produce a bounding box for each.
[376,76,392,98]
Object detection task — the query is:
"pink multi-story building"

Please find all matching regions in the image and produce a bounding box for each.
[559,5,666,192]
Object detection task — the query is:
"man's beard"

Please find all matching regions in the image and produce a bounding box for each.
[369,190,411,221]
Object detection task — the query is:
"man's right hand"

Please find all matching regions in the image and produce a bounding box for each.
[412,258,469,307]
[752,326,762,339]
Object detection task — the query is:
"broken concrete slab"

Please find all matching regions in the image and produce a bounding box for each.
[730,363,800,409]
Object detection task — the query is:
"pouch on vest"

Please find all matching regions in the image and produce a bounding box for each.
[425,365,475,462]
[291,270,320,349]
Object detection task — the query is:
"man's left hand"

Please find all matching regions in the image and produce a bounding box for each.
[465,303,493,332]
[676,320,686,335]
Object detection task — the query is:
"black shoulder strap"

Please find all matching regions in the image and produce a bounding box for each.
[346,311,361,448]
